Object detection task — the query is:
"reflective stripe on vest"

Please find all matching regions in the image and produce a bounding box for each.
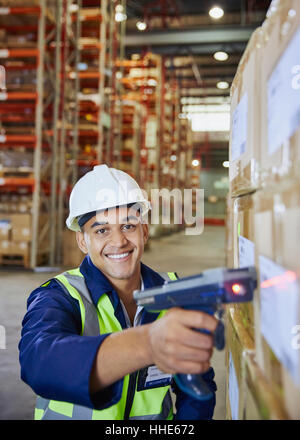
[35,269,177,420]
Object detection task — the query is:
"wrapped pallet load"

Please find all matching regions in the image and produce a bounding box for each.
[227,0,300,420]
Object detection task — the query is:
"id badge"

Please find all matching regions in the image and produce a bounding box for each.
[137,365,172,391]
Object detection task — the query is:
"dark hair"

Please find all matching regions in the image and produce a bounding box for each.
[77,203,141,229]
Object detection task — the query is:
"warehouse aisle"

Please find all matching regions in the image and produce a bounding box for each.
[0,269,54,419]
[0,225,226,420]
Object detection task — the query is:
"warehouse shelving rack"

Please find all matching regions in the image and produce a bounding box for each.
[0,0,61,268]
[116,52,186,197]
[60,0,123,174]
[112,0,126,170]
[116,53,163,192]
[116,99,147,182]
[160,70,181,191]
[55,0,80,265]
[55,0,123,265]
[116,52,188,235]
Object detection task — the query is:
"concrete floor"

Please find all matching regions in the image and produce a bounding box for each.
[0,225,226,420]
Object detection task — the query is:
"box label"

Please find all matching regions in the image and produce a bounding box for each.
[239,235,255,268]
[0,219,10,230]
[268,26,300,155]
[231,92,248,162]
[259,255,300,384]
[228,351,239,420]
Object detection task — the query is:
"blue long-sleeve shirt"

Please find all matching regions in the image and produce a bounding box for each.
[19,256,216,419]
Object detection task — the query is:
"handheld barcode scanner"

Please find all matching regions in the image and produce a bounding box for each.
[134,266,257,400]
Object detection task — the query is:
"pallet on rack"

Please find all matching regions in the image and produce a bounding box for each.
[0,251,30,268]
[0,246,49,268]
[0,168,34,178]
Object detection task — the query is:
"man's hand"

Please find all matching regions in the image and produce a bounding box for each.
[90,307,218,393]
[147,307,218,375]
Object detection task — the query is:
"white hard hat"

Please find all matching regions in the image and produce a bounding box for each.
[66,164,151,231]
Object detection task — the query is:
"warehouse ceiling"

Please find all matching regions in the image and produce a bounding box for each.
[124,0,272,169]
[125,0,271,93]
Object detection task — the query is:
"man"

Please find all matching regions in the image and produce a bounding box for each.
[19,165,218,420]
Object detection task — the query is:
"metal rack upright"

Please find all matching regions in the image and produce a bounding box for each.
[0,1,59,268]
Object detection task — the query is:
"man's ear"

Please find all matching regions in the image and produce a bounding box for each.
[142,223,149,245]
[76,230,88,254]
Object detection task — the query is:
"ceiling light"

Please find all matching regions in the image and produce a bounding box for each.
[115,12,127,22]
[192,159,200,167]
[209,6,224,19]
[223,161,229,168]
[69,3,79,12]
[217,81,229,90]
[136,20,147,31]
[214,51,229,61]
[288,9,296,18]
[170,155,177,162]
[115,4,124,13]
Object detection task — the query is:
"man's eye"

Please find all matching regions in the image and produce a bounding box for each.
[123,224,135,231]
[96,228,107,234]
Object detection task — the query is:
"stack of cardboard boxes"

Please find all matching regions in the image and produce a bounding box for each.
[226,0,300,420]
[0,212,48,267]
[62,229,84,268]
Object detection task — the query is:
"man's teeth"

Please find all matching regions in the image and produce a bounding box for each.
[107,252,130,259]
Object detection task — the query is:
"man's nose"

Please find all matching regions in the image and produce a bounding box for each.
[109,229,128,247]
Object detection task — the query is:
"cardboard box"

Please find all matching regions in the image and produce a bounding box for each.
[243,380,262,420]
[0,240,30,267]
[229,28,263,196]
[62,229,84,268]
[225,195,235,268]
[0,213,49,244]
[232,194,255,338]
[9,241,28,255]
[0,194,32,213]
[0,215,12,240]
[10,214,31,242]
[225,307,254,420]
[226,334,288,419]
[253,180,300,419]
[243,351,289,420]
[260,0,300,185]
[0,240,29,254]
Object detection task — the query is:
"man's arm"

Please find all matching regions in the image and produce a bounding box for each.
[20,285,217,409]
[90,307,217,393]
[19,282,115,409]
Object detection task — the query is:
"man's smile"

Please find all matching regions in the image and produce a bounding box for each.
[105,250,134,261]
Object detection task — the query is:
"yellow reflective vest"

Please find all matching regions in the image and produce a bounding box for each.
[34,268,178,420]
